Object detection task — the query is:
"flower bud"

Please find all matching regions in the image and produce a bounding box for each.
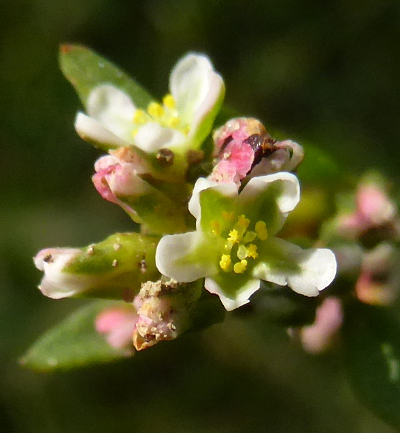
[355,243,400,306]
[34,233,160,300]
[299,297,343,354]
[210,117,303,184]
[95,306,137,350]
[132,279,198,351]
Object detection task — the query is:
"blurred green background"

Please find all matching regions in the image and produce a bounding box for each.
[2,1,400,432]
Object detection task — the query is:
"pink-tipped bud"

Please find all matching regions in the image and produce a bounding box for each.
[210,117,303,184]
[96,307,137,349]
[355,243,399,306]
[300,297,343,354]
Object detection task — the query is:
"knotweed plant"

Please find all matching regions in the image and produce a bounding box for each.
[23,46,400,430]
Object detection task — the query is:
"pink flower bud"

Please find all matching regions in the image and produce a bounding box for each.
[210,117,303,184]
[300,297,343,354]
[338,180,397,238]
[355,243,399,306]
[92,148,151,212]
[96,307,137,350]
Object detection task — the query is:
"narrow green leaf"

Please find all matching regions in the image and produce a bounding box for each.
[59,44,153,110]
[20,301,132,372]
[344,304,400,430]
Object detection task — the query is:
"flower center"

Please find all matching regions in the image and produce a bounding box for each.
[131,94,189,136]
[217,214,268,274]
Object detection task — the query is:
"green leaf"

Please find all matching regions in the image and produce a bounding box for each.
[344,304,400,430]
[20,301,132,372]
[59,44,153,110]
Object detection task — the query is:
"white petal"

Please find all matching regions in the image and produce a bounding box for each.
[134,122,186,153]
[75,112,129,148]
[87,84,136,142]
[240,172,300,214]
[34,248,90,299]
[188,177,238,226]
[276,140,304,171]
[170,53,224,131]
[156,232,215,282]
[254,238,337,297]
[205,277,260,311]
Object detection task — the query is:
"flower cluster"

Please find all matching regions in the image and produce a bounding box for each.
[33,47,337,352]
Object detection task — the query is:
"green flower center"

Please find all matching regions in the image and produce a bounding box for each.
[214,213,268,274]
[131,94,189,136]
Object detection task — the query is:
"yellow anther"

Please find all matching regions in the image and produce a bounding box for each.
[163,93,176,109]
[131,129,139,138]
[224,240,234,252]
[167,116,180,128]
[222,211,234,221]
[237,214,250,230]
[255,220,268,240]
[219,254,232,272]
[211,220,221,236]
[243,230,257,243]
[247,244,258,259]
[183,125,190,135]
[227,229,240,243]
[233,259,248,274]
[237,244,248,260]
[147,102,164,118]
[133,109,147,124]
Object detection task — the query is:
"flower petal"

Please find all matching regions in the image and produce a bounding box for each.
[254,238,337,297]
[134,122,186,153]
[34,248,88,299]
[75,112,129,149]
[205,277,260,311]
[170,53,224,142]
[156,232,216,282]
[188,177,238,227]
[239,172,300,234]
[87,84,136,142]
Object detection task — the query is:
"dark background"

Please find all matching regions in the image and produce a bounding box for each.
[1,1,400,432]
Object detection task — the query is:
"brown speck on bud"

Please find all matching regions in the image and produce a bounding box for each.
[113,243,121,251]
[138,258,147,273]
[187,149,204,165]
[87,245,95,255]
[112,259,118,267]
[43,254,53,263]
[156,148,174,165]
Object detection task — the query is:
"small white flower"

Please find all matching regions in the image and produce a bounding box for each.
[75,53,225,154]
[156,173,337,311]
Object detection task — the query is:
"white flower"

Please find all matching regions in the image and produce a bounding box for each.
[156,173,337,311]
[75,53,225,154]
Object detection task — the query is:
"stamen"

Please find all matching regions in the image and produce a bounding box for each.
[224,240,234,252]
[147,102,164,118]
[233,259,248,274]
[247,244,258,259]
[163,94,176,109]
[167,116,180,128]
[227,229,240,243]
[255,221,268,240]
[237,214,250,230]
[219,254,232,272]
[133,109,147,124]
[222,211,234,221]
[243,231,257,243]
[237,244,248,260]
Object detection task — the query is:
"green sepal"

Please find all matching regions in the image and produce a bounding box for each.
[59,44,153,111]
[343,304,400,430]
[20,300,132,372]
[65,232,160,299]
